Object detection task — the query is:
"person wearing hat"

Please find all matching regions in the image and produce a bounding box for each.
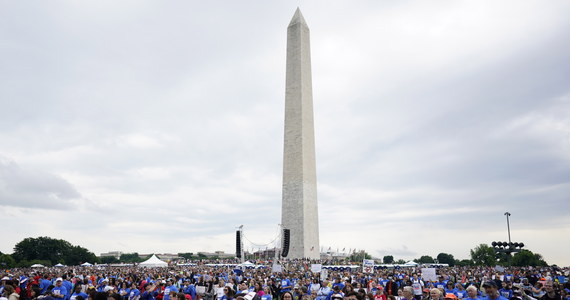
[482,282,507,300]
[97,279,109,293]
[52,279,67,299]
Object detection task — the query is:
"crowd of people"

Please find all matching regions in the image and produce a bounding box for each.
[1,260,568,300]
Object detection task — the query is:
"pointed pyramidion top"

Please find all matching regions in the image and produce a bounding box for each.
[288,7,308,27]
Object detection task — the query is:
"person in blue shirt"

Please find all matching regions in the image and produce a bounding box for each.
[52,278,68,300]
[62,275,73,300]
[435,278,448,290]
[445,282,457,295]
[326,286,343,300]
[331,279,344,292]
[164,279,179,300]
[182,280,196,300]
[97,279,109,293]
[316,280,331,300]
[482,281,508,300]
[40,276,53,294]
[119,282,130,300]
[498,282,513,299]
[141,283,157,300]
[129,282,141,300]
[455,284,467,299]
[261,286,273,300]
[281,278,293,294]
[70,284,89,300]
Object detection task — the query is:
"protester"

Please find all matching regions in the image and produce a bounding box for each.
[482,282,507,300]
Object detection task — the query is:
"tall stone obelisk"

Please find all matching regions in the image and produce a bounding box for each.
[281,8,320,259]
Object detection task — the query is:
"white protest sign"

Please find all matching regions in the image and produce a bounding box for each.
[272,263,282,273]
[421,268,437,282]
[311,264,322,273]
[321,269,328,280]
[196,286,206,295]
[495,265,505,273]
[363,259,375,273]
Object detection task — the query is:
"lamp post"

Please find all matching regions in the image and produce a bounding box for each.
[504,212,511,244]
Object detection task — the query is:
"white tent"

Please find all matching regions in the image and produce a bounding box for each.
[81,262,93,267]
[404,261,418,266]
[138,254,168,268]
[30,264,45,268]
[54,263,65,267]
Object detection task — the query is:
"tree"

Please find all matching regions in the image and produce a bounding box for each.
[13,237,72,264]
[395,259,406,264]
[120,253,143,263]
[416,255,435,263]
[511,250,548,267]
[437,253,455,266]
[101,256,120,264]
[383,255,394,264]
[0,253,16,268]
[66,245,98,265]
[178,253,195,260]
[349,251,371,262]
[470,244,496,266]
[12,237,98,266]
[455,259,473,266]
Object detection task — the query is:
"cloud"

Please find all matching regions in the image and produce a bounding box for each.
[0,1,569,266]
[0,157,82,209]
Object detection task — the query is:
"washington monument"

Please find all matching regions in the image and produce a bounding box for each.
[281,8,320,259]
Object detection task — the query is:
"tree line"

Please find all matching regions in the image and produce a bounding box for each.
[370,244,547,267]
[0,237,549,268]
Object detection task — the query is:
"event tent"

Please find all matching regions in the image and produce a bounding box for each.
[30,264,45,268]
[81,262,93,267]
[138,254,168,268]
[54,263,65,267]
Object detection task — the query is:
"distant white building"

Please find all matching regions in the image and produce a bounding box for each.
[197,251,235,258]
[100,251,122,259]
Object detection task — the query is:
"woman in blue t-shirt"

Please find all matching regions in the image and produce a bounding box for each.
[261,287,273,300]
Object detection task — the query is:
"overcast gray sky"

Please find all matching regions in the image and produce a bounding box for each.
[1,1,569,266]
